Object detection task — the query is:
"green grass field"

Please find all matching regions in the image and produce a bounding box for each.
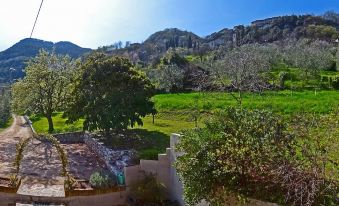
[154,90,339,114]
[30,112,84,134]
[30,90,338,159]
[0,117,13,133]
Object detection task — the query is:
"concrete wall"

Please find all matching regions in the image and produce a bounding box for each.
[124,134,184,204]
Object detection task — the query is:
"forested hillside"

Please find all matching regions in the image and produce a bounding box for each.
[107,12,339,65]
[0,38,91,83]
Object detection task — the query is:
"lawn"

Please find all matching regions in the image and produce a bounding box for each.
[0,117,13,133]
[30,90,338,159]
[30,112,84,134]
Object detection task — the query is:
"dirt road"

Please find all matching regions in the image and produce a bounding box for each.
[0,116,33,176]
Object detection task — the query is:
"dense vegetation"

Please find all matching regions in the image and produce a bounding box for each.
[109,12,339,65]
[0,87,11,129]
[176,108,338,206]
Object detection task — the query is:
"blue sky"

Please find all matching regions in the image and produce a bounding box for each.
[0,0,338,51]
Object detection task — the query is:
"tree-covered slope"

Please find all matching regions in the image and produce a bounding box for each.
[0,38,91,83]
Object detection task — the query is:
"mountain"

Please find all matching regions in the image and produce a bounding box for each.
[106,28,204,64]
[206,14,339,47]
[0,38,91,83]
[108,13,339,64]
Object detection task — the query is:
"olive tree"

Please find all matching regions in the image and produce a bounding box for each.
[214,44,270,105]
[285,40,334,88]
[11,50,76,132]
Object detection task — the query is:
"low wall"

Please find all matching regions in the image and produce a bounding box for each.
[0,191,127,206]
[54,132,85,144]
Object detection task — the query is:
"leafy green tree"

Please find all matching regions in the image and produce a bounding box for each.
[11,50,76,132]
[65,53,156,134]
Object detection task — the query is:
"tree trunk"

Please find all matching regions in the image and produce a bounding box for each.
[46,114,54,133]
[238,91,242,106]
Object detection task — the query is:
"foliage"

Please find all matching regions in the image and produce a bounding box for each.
[129,172,167,205]
[284,40,334,87]
[272,112,339,206]
[175,108,291,205]
[65,53,156,133]
[155,64,185,92]
[11,50,76,132]
[89,170,116,189]
[175,108,339,205]
[0,89,11,127]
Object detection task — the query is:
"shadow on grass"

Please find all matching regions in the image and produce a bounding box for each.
[102,129,170,160]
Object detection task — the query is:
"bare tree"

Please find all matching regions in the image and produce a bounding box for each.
[214,44,270,105]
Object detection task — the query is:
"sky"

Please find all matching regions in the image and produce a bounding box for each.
[0,0,338,51]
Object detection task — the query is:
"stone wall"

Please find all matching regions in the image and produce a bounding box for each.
[83,133,136,175]
[54,132,135,176]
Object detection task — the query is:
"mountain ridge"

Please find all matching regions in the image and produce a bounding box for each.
[1,12,338,83]
[0,38,91,83]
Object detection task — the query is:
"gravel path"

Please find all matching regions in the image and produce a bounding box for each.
[0,116,33,177]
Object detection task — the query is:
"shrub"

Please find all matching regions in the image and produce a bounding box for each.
[175,107,338,206]
[89,170,116,189]
[129,172,167,205]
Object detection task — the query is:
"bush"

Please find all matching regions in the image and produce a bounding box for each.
[175,107,338,206]
[89,170,116,189]
[129,172,167,205]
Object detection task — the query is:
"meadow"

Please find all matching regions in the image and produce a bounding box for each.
[28,90,338,159]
